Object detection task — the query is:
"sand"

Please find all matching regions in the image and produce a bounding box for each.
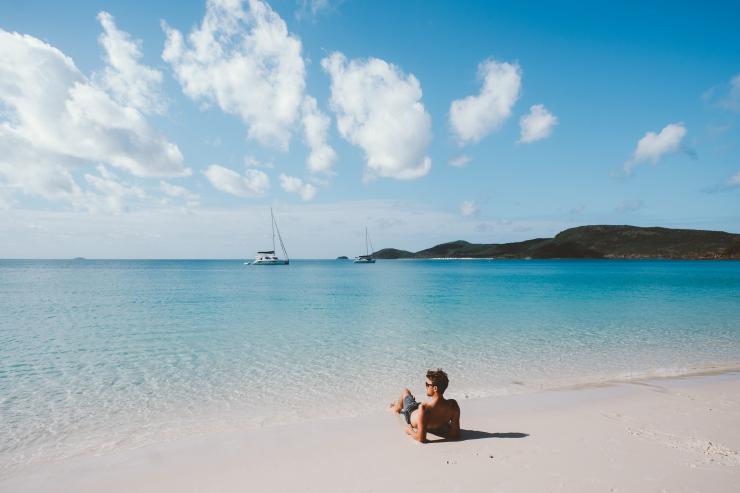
[2,372,739,492]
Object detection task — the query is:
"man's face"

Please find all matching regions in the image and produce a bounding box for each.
[425,379,435,396]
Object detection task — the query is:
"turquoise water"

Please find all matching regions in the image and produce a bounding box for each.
[1,259,740,473]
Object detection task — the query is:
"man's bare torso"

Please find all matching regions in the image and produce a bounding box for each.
[409,398,459,436]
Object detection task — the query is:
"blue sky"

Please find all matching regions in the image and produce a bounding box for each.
[0,0,738,258]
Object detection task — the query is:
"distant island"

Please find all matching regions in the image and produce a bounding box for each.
[336,256,349,260]
[373,225,740,260]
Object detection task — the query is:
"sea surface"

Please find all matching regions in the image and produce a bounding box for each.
[1,259,740,474]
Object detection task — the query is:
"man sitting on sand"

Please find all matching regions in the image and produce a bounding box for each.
[391,369,461,443]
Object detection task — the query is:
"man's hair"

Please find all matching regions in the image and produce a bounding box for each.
[426,368,449,394]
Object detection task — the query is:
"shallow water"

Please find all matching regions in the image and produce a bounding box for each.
[1,259,739,473]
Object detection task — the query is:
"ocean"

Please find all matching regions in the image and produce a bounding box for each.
[1,259,739,474]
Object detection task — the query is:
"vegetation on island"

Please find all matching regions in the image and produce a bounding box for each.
[372,225,740,260]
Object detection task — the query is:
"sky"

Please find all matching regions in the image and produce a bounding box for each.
[0,0,739,258]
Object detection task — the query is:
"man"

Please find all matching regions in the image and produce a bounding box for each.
[391,369,461,443]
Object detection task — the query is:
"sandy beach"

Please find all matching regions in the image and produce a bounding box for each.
[2,371,738,492]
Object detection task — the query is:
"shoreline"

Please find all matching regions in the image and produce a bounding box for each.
[3,370,739,492]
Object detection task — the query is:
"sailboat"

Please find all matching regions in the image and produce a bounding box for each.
[248,208,289,265]
[353,227,376,264]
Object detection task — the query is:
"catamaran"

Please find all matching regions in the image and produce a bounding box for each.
[354,227,376,264]
[248,208,289,265]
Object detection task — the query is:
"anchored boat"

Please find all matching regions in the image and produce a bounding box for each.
[248,208,289,265]
[354,227,376,264]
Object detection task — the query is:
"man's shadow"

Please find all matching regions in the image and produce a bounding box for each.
[427,430,529,442]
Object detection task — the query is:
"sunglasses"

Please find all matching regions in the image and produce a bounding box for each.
[425,382,434,388]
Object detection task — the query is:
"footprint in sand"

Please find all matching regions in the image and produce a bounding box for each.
[604,413,739,467]
[626,426,739,467]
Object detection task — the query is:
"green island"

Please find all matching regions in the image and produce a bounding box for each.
[373,225,740,260]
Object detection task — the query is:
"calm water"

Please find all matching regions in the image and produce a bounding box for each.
[1,259,740,473]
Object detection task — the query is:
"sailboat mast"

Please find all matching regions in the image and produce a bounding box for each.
[271,207,276,252]
[273,209,289,261]
[365,227,369,256]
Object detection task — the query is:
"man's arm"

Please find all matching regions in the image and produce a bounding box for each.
[448,400,461,440]
[405,405,427,443]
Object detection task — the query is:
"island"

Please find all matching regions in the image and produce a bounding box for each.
[373,225,740,260]
[336,256,349,260]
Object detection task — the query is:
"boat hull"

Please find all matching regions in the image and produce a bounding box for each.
[353,258,375,263]
[251,259,289,265]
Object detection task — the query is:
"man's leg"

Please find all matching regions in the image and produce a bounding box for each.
[390,388,411,413]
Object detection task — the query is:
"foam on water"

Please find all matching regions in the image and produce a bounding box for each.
[1,259,739,475]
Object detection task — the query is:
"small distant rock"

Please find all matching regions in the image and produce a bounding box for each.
[336,256,349,260]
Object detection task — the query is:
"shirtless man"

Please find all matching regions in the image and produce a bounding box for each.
[391,369,461,443]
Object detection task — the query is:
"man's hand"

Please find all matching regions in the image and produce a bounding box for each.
[405,406,427,443]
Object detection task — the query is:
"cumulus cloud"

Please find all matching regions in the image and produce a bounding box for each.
[160,181,200,203]
[518,104,558,143]
[321,52,432,180]
[96,12,166,114]
[624,123,687,174]
[449,59,521,145]
[301,96,337,174]
[460,200,479,217]
[162,0,305,149]
[0,27,186,210]
[448,155,471,168]
[244,155,274,169]
[279,173,317,200]
[84,165,147,214]
[203,164,269,197]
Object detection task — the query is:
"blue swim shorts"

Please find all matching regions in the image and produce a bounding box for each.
[400,394,420,424]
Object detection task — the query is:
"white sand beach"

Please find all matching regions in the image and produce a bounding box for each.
[2,371,739,492]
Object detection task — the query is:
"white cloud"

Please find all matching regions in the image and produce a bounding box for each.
[518,104,558,143]
[96,12,166,114]
[0,28,186,211]
[203,164,269,197]
[279,173,317,201]
[449,59,521,145]
[321,52,432,180]
[460,200,479,217]
[244,155,274,169]
[160,181,200,203]
[301,96,337,174]
[162,0,305,149]
[448,155,471,167]
[83,165,147,214]
[624,123,687,174]
[727,171,740,188]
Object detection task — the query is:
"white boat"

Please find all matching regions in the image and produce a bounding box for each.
[249,208,289,265]
[354,227,376,264]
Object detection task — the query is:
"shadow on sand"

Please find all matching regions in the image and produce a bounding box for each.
[427,430,529,442]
